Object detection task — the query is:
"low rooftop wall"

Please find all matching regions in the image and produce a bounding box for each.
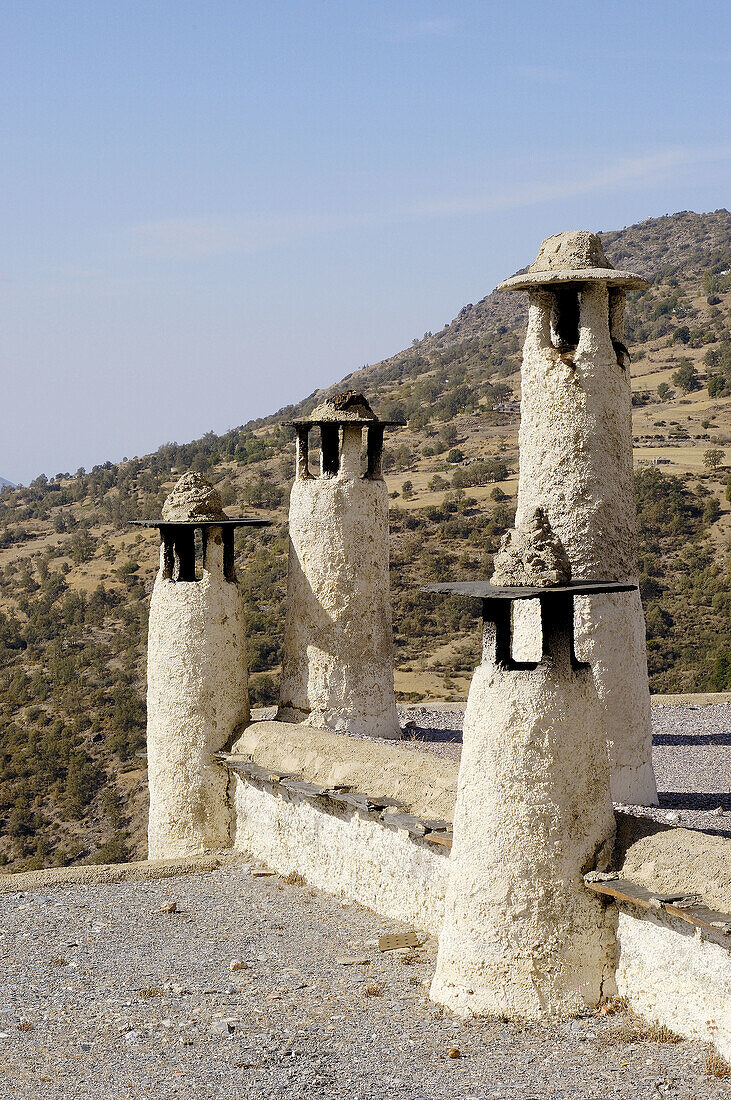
[226,719,731,1058]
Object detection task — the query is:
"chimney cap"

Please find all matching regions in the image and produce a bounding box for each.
[498,231,649,292]
[130,471,271,528]
[289,390,405,429]
[161,472,228,521]
[421,578,638,601]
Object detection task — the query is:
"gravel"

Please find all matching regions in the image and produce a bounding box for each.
[395,704,731,838]
[0,858,728,1099]
[641,703,731,837]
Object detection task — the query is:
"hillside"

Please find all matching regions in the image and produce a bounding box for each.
[0,478,14,489]
[0,209,730,871]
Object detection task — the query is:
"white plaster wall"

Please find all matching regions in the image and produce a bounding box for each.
[617,910,731,1061]
[147,530,249,858]
[574,590,656,803]
[279,433,400,739]
[431,647,618,1019]
[513,283,657,805]
[231,775,448,935]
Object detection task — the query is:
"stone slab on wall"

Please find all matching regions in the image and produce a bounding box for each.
[229,720,459,823]
[620,827,731,913]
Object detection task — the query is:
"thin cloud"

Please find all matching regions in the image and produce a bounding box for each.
[131,216,258,261]
[410,144,731,217]
[387,16,457,40]
[129,213,356,260]
[513,64,569,83]
[126,143,731,262]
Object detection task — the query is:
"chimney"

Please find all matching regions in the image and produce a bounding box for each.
[278,392,403,739]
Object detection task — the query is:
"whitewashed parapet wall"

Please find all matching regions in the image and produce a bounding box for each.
[278,393,402,739]
[221,724,731,1059]
[596,827,731,1061]
[499,232,658,806]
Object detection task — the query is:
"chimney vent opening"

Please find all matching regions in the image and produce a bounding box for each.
[550,287,581,350]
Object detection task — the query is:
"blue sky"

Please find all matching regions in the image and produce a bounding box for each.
[1,0,729,483]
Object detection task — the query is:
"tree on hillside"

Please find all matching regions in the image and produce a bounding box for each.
[703,448,725,471]
[656,382,673,401]
[439,425,458,449]
[705,340,731,397]
[671,359,700,393]
[708,650,731,691]
[428,475,448,492]
[452,458,510,489]
[241,477,284,509]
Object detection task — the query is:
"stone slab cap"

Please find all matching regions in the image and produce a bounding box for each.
[289,390,405,428]
[131,471,270,528]
[226,718,459,822]
[492,507,571,587]
[498,231,649,292]
[422,579,637,601]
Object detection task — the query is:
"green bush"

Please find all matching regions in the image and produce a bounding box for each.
[671,359,700,393]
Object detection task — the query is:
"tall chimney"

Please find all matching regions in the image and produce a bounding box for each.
[278,392,403,739]
[497,232,658,806]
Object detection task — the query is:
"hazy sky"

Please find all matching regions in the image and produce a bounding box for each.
[2,0,730,483]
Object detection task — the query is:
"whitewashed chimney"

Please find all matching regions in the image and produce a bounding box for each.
[428,570,624,1018]
[498,232,658,805]
[278,392,402,738]
[140,472,268,858]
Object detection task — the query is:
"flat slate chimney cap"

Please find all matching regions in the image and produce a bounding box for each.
[421,579,638,601]
[498,231,649,292]
[289,390,405,428]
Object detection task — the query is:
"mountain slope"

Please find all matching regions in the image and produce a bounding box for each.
[264,208,731,423]
[0,209,730,871]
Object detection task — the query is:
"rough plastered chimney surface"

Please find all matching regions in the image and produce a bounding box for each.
[501,234,658,805]
[146,477,248,858]
[278,405,401,739]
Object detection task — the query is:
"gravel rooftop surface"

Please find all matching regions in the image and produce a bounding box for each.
[1,859,729,1100]
[1,702,729,1099]
[394,703,731,838]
